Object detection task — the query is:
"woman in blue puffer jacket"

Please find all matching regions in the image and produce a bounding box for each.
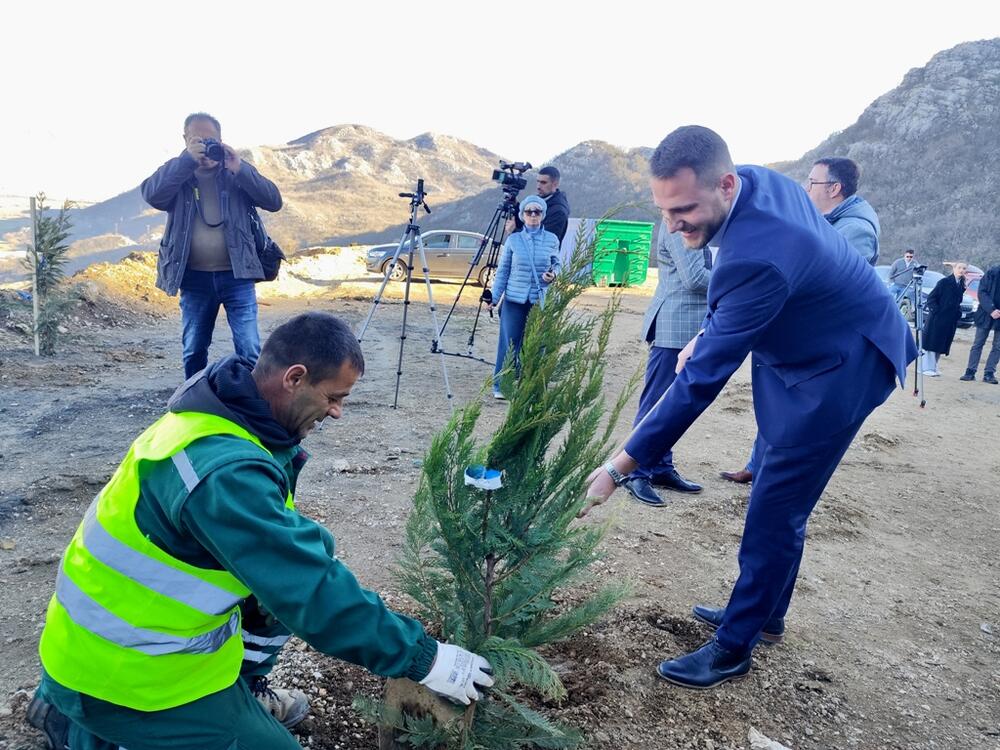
[488,194,561,399]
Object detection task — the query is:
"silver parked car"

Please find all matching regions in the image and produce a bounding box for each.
[365,230,496,285]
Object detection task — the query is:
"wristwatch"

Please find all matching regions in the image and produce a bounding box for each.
[603,462,627,486]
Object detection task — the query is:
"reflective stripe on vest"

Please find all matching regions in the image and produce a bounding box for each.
[40,411,295,711]
[241,629,292,664]
[77,498,241,616]
[56,568,241,655]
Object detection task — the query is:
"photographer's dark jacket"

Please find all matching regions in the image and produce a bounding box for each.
[141,151,282,296]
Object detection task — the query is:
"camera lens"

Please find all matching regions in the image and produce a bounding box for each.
[203,139,225,162]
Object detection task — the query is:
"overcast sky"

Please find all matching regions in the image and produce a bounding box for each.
[2,0,998,203]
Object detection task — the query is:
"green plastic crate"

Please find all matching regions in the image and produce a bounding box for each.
[591,220,654,287]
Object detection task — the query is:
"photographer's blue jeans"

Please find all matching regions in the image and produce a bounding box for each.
[179,269,260,379]
[493,299,533,392]
[890,283,915,308]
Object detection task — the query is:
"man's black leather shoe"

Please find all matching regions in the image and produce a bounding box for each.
[624,477,667,507]
[26,695,69,750]
[959,370,975,381]
[656,638,752,689]
[650,468,702,493]
[985,374,999,385]
[691,604,785,644]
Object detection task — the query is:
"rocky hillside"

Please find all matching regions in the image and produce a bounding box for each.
[4,38,998,277]
[771,38,1000,268]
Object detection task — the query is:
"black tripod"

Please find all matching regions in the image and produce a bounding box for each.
[434,187,522,364]
[356,179,452,409]
[893,264,928,407]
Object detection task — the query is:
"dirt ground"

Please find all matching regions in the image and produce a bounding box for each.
[0,255,998,750]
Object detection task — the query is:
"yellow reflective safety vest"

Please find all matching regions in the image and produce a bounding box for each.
[39,411,294,711]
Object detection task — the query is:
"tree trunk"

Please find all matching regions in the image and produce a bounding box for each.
[378,678,461,750]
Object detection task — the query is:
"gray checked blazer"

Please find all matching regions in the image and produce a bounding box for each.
[641,221,712,349]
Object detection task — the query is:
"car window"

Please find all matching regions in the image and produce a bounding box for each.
[922,271,944,288]
[424,233,451,249]
[456,235,481,250]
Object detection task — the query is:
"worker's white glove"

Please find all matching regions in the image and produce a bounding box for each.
[419,642,494,705]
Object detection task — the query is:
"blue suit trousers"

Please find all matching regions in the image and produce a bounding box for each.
[715,414,867,653]
[630,346,678,478]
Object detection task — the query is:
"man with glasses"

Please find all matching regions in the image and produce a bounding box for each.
[804,157,880,266]
[889,249,919,307]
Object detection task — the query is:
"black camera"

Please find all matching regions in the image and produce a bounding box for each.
[491,160,532,193]
[202,138,225,163]
[912,263,928,277]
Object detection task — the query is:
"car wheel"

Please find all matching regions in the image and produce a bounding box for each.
[382,260,407,281]
[477,266,495,288]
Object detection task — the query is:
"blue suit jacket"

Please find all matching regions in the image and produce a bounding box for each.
[626,166,917,461]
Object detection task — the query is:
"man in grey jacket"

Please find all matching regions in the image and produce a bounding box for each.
[141,112,283,379]
[623,222,708,506]
[804,157,879,265]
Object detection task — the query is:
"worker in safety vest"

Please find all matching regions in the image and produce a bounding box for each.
[29,312,493,750]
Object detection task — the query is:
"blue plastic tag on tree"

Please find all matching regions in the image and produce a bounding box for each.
[464,465,502,490]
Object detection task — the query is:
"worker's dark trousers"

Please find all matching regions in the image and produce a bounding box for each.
[39,652,300,750]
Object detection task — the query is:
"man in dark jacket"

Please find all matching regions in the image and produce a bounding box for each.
[29,312,493,750]
[141,112,283,379]
[960,264,1000,384]
[508,166,571,242]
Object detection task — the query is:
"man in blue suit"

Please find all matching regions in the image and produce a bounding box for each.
[582,126,916,689]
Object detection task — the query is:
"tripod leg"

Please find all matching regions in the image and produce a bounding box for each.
[392,235,418,409]
[466,212,511,357]
[437,206,505,346]
[357,228,411,342]
[413,233,454,408]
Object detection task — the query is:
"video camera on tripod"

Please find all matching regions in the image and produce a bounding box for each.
[491,160,533,196]
[434,159,533,362]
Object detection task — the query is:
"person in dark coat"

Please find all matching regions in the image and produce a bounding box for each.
[921,262,968,376]
[960,263,1000,384]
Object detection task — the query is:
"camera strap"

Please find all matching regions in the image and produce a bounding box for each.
[193,184,225,228]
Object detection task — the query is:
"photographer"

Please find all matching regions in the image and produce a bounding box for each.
[489,195,561,399]
[506,166,571,243]
[141,112,283,379]
[889,249,918,308]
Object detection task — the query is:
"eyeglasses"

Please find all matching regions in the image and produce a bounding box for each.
[523,209,543,216]
[805,180,837,189]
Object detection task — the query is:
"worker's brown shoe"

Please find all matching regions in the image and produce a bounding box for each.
[719,469,753,484]
[250,676,310,729]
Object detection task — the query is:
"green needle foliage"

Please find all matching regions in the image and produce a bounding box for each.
[22,194,74,354]
[386,232,641,748]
